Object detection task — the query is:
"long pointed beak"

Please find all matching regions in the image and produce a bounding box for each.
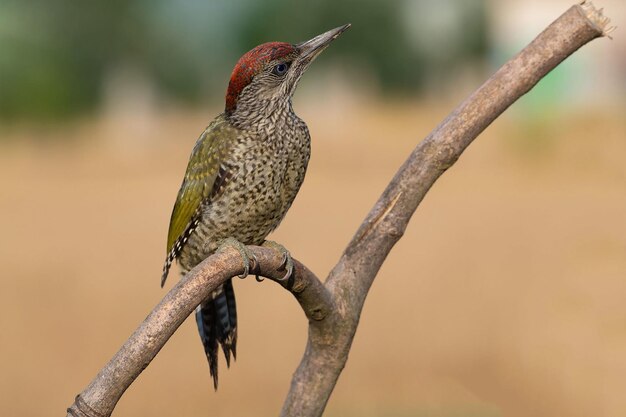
[296,24,351,64]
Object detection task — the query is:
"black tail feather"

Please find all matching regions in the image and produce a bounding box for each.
[195,279,237,389]
[195,304,219,389]
[223,279,238,361]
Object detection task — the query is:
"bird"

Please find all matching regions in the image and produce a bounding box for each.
[160,24,350,389]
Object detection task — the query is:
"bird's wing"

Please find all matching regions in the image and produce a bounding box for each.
[161,115,237,285]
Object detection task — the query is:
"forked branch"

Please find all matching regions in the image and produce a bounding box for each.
[67,2,612,417]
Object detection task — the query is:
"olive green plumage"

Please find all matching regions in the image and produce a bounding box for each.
[163,115,236,278]
[165,119,232,255]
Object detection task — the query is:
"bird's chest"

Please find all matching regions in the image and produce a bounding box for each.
[237,138,308,217]
[202,130,310,244]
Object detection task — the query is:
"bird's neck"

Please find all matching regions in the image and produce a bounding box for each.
[226,93,296,133]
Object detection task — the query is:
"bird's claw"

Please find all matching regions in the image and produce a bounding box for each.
[262,240,294,282]
[217,237,256,279]
[241,251,262,279]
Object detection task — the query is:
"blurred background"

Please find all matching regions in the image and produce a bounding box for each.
[1,0,625,416]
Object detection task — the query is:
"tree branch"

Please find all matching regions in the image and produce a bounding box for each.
[67,2,612,417]
[67,247,330,417]
[280,2,612,416]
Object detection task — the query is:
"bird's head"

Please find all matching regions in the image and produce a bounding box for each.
[225,24,350,121]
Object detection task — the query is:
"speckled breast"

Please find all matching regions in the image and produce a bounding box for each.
[178,119,310,272]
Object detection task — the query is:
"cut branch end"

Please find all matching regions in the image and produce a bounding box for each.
[579,1,616,37]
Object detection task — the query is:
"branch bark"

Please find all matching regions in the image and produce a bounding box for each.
[67,2,612,417]
[67,248,330,417]
[279,3,611,415]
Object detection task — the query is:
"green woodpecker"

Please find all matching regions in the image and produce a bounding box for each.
[161,24,350,389]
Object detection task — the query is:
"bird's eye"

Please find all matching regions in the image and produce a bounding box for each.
[272,62,290,76]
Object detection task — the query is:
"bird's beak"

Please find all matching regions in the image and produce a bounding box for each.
[296,24,351,65]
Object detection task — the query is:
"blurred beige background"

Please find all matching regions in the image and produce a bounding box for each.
[1,1,625,416]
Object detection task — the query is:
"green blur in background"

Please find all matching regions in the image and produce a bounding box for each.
[0,0,488,121]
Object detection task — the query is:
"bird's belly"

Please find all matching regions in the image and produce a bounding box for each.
[217,193,287,242]
[179,170,302,271]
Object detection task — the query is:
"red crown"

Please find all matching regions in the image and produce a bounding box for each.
[225,42,296,113]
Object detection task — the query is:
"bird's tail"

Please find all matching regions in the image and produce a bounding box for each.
[195,278,237,389]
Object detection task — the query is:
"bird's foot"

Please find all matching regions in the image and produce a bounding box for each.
[262,240,294,282]
[217,237,257,279]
